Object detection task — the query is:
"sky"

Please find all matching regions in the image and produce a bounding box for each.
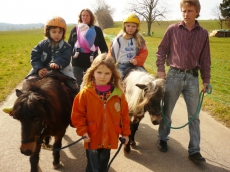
[0,0,223,24]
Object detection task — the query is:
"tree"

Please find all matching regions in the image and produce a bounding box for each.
[212,5,225,29]
[92,0,115,16]
[127,0,168,36]
[219,0,230,28]
[95,10,114,30]
[91,0,115,29]
[220,0,230,18]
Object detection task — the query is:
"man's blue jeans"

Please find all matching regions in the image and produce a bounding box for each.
[158,68,200,154]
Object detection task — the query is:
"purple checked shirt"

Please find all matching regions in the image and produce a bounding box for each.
[156,20,211,83]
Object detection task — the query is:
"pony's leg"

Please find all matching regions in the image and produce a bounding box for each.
[124,120,140,153]
[124,135,131,153]
[130,114,144,145]
[29,143,42,172]
[130,121,140,145]
[52,132,65,169]
[44,136,51,146]
[124,114,133,153]
[41,136,52,150]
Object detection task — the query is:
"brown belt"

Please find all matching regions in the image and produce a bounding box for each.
[171,67,193,74]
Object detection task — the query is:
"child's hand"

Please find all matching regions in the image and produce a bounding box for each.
[73,52,79,58]
[49,63,59,69]
[122,136,129,145]
[38,68,48,78]
[130,59,137,65]
[83,133,90,143]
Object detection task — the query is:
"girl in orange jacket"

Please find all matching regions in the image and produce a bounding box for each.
[71,53,131,172]
[109,13,148,77]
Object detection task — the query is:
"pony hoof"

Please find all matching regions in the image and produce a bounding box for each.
[53,162,63,169]
[41,144,53,151]
[130,140,136,146]
[124,145,130,153]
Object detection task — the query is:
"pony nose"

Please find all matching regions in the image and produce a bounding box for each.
[152,120,160,125]
[20,149,33,156]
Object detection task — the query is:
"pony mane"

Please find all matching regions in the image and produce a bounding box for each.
[124,70,157,114]
[13,77,71,128]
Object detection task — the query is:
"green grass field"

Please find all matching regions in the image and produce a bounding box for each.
[0,20,230,127]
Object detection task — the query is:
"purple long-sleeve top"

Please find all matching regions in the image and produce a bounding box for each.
[156,20,211,83]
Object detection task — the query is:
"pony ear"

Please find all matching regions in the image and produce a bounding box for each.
[136,84,147,90]
[15,89,23,97]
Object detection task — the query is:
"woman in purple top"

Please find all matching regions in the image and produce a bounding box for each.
[156,0,211,164]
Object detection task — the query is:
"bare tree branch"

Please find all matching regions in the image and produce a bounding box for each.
[212,5,225,29]
[126,0,168,36]
[91,0,115,16]
[91,0,114,29]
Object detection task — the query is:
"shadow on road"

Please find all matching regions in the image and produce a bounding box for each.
[121,123,230,172]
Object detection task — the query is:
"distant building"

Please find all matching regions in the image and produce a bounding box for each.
[209,30,230,37]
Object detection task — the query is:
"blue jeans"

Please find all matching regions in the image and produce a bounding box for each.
[85,148,111,172]
[158,68,200,155]
[118,63,146,77]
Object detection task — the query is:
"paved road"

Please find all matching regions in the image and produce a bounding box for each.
[0,84,230,172]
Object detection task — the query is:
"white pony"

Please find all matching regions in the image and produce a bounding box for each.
[123,69,165,152]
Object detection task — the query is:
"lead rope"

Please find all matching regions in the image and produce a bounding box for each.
[107,137,126,171]
[161,84,212,129]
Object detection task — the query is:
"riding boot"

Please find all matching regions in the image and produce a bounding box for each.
[64,79,79,128]
[64,78,79,98]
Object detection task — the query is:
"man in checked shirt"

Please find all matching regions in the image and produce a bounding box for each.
[156,0,211,164]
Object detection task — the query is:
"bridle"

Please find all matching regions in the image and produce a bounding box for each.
[21,122,47,144]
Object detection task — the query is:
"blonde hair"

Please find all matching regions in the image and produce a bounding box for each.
[83,53,123,91]
[180,0,201,18]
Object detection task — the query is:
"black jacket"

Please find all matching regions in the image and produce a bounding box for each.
[68,25,108,68]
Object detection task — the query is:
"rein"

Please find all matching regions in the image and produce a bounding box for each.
[161,84,212,129]
[52,136,87,152]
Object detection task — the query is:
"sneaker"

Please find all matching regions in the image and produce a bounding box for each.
[157,140,168,152]
[188,152,206,163]
[2,107,13,114]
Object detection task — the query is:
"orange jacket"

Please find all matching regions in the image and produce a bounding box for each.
[71,83,131,149]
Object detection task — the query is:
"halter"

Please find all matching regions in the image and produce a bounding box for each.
[21,122,47,144]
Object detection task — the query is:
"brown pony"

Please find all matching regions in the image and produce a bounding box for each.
[9,76,73,172]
